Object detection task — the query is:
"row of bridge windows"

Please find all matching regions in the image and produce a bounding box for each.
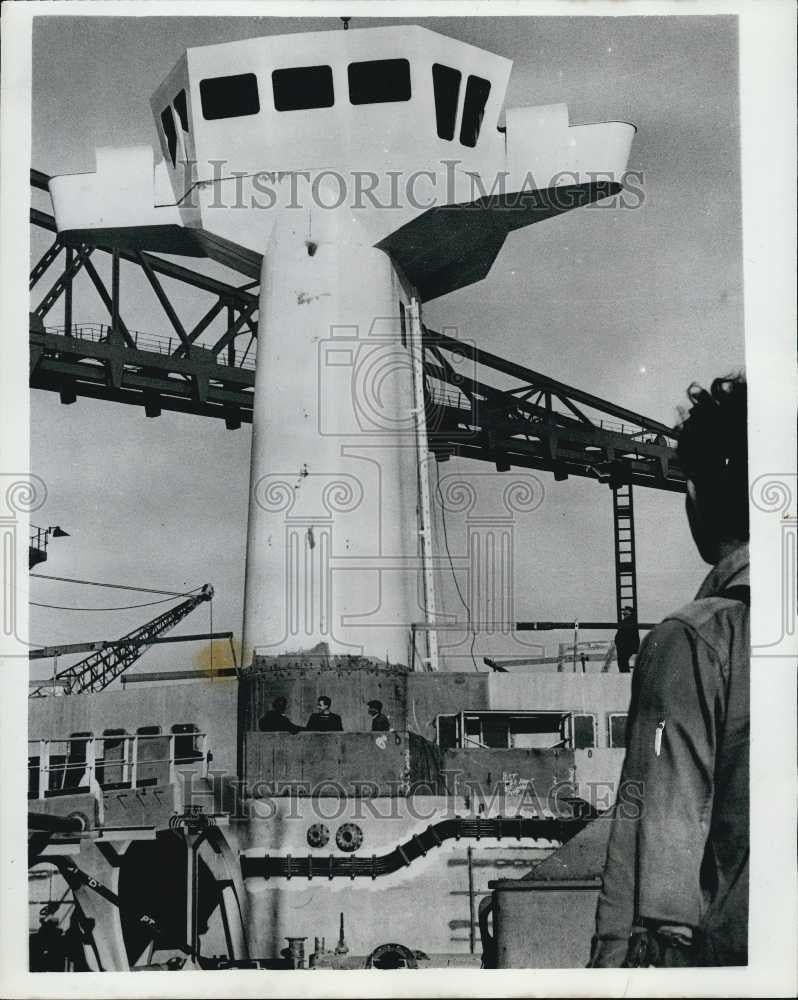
[159,60,491,166]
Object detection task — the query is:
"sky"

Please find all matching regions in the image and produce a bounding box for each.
[28,13,745,680]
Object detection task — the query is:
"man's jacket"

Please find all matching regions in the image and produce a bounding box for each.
[592,544,749,966]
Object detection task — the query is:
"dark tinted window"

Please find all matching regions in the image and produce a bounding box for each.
[348,59,411,105]
[174,89,189,132]
[460,74,491,147]
[200,72,260,121]
[160,108,177,166]
[609,714,628,749]
[437,715,457,750]
[272,65,334,111]
[171,723,200,762]
[572,714,596,749]
[432,63,461,140]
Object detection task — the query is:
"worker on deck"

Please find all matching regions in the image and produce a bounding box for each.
[613,606,640,673]
[590,373,749,967]
[258,696,303,734]
[367,699,390,732]
[305,695,343,732]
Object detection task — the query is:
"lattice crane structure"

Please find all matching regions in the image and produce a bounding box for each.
[29,585,214,697]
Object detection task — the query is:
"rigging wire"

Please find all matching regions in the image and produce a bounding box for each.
[30,593,198,612]
[29,573,199,597]
[209,595,214,678]
[434,459,479,672]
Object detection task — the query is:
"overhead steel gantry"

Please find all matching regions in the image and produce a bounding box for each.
[29,168,686,621]
[29,169,684,493]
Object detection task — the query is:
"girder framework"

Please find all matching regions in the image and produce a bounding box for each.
[29,169,684,493]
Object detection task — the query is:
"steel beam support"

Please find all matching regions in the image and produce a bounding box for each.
[82,256,135,348]
[111,248,121,341]
[30,238,62,290]
[210,303,257,355]
[136,251,192,355]
[33,245,92,320]
[176,299,226,358]
[30,209,257,309]
[424,326,675,439]
[64,247,73,337]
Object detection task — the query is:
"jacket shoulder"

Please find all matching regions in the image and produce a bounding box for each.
[665,593,749,633]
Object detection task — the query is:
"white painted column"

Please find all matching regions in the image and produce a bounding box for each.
[242,197,420,666]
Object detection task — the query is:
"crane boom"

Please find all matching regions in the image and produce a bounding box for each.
[29,585,214,697]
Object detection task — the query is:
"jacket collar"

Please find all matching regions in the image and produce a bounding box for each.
[695,542,749,600]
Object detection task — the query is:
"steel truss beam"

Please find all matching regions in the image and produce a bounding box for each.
[29,169,684,492]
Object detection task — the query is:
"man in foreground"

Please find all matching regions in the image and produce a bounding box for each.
[591,374,749,967]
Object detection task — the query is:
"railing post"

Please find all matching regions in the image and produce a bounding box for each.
[85,737,96,788]
[39,739,48,800]
[122,736,133,785]
[130,735,138,789]
[168,734,176,785]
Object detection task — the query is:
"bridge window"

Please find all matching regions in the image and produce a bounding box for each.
[608,713,628,749]
[272,65,334,111]
[136,725,161,736]
[348,58,411,105]
[432,63,461,140]
[102,728,127,753]
[173,89,190,133]
[571,714,596,749]
[459,74,491,147]
[171,723,201,763]
[160,107,177,167]
[200,72,260,121]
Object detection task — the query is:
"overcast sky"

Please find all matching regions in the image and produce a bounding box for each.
[28,13,744,680]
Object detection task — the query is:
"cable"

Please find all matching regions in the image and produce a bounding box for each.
[434,461,479,672]
[209,596,214,677]
[29,573,197,597]
[30,593,197,612]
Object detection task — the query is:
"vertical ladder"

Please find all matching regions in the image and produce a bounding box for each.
[612,483,638,622]
[408,298,439,671]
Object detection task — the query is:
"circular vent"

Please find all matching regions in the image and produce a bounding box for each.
[306,823,330,848]
[335,822,363,853]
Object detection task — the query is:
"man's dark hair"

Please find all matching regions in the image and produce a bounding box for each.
[368,699,383,712]
[272,696,287,712]
[675,373,748,541]
[318,695,331,709]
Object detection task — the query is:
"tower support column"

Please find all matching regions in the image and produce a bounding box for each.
[242,200,421,667]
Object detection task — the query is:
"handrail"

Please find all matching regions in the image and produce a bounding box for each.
[27,732,210,799]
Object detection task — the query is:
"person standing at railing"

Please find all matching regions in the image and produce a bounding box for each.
[613,606,640,673]
[305,695,343,732]
[258,696,303,734]
[367,699,390,732]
